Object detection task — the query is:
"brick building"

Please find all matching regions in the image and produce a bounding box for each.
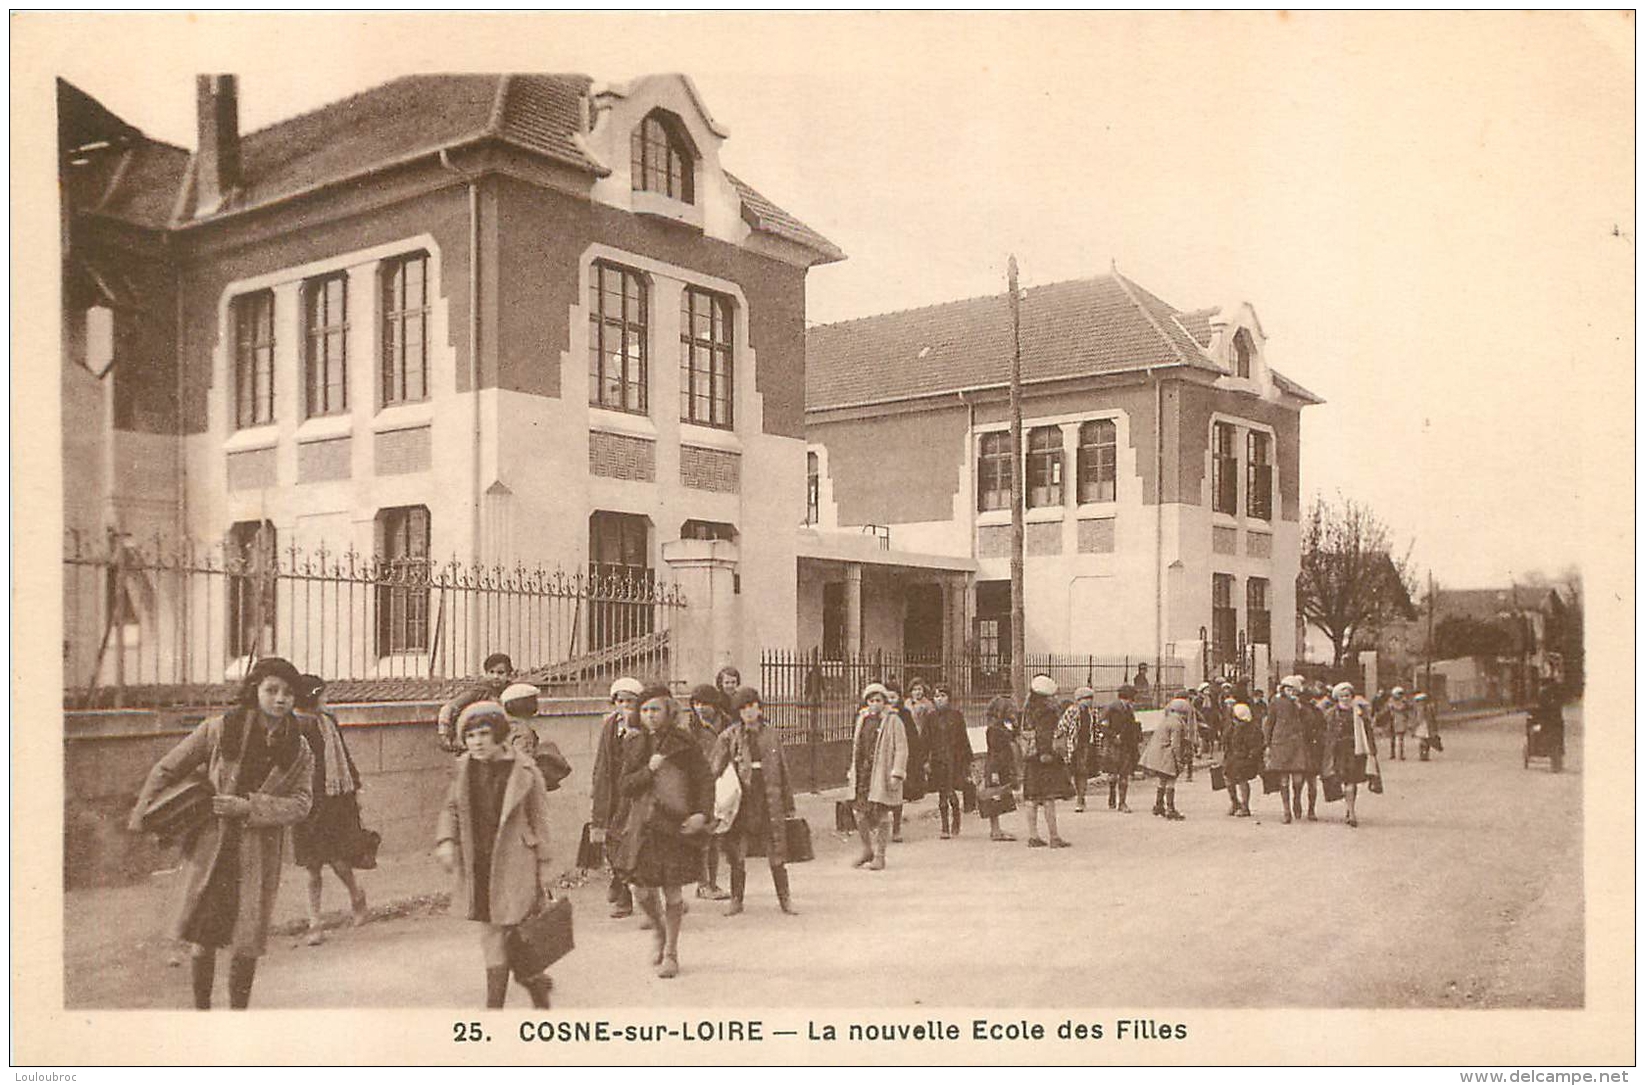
[59,73,841,690]
[803,271,1322,683]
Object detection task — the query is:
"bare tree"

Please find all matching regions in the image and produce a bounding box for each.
[1297,493,1417,667]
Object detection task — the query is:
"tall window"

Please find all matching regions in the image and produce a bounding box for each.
[975,580,1012,673]
[1247,430,1272,520]
[375,506,430,655]
[1247,577,1271,646]
[1077,419,1117,503]
[381,252,429,405]
[233,291,275,429]
[226,520,277,658]
[805,452,820,525]
[977,431,1012,512]
[1233,329,1253,378]
[589,511,653,650]
[1026,426,1063,509]
[821,583,846,660]
[1212,573,1236,669]
[588,262,648,414]
[303,273,348,417]
[679,287,733,427]
[1212,422,1238,514]
[630,111,694,204]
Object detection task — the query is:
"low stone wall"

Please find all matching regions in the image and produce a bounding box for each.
[65,698,611,889]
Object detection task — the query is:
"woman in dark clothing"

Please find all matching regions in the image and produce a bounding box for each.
[925,683,974,839]
[687,683,733,900]
[711,688,798,915]
[615,685,714,978]
[887,683,927,842]
[1220,702,1264,817]
[1320,681,1376,828]
[981,695,1018,842]
[292,675,369,945]
[1020,674,1072,848]
[129,656,314,1009]
[1100,684,1142,812]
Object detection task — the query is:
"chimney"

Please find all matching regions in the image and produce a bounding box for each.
[195,74,240,216]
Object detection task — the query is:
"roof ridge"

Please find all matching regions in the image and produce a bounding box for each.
[1110,268,1198,369]
[486,73,513,136]
[810,273,1116,332]
[234,73,431,142]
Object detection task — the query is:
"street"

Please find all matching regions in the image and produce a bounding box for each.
[67,709,1582,1010]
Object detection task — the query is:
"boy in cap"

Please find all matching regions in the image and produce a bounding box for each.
[435,702,556,1009]
[590,677,645,918]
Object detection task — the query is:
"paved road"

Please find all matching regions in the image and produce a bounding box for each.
[69,709,1582,1010]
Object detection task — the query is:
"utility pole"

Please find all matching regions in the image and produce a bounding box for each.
[1007,256,1027,703]
[1424,569,1435,694]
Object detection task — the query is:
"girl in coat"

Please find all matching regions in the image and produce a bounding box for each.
[887,683,927,843]
[1221,702,1264,818]
[129,656,314,1010]
[1020,675,1072,848]
[711,688,798,915]
[292,674,369,946]
[1320,682,1377,828]
[848,683,908,869]
[1062,686,1099,813]
[435,702,557,1008]
[925,683,975,839]
[616,685,714,978]
[1140,697,1193,820]
[981,695,1018,842]
[1263,676,1314,824]
[1413,691,1440,760]
[1100,685,1143,813]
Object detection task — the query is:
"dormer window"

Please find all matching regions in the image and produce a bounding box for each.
[1233,329,1254,379]
[630,110,694,205]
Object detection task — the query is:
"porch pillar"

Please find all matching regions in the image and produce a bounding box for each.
[844,562,863,656]
[661,539,740,687]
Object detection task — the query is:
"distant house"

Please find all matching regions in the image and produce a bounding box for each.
[802,270,1322,682]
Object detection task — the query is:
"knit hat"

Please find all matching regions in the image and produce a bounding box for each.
[456,700,510,740]
[1280,674,1306,691]
[501,683,541,717]
[1074,686,1095,701]
[636,682,673,707]
[1029,674,1058,697]
[609,676,644,700]
[1232,703,1253,723]
[861,682,890,702]
[1118,684,1137,699]
[729,686,762,713]
[1392,686,1406,696]
[1166,697,1192,715]
[1332,681,1355,698]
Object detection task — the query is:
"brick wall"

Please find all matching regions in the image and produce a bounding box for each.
[297,437,351,483]
[588,430,656,482]
[1077,517,1116,554]
[1213,525,1239,555]
[374,426,431,476]
[977,524,1010,559]
[1247,531,1273,558]
[1026,521,1062,556]
[226,447,276,490]
[680,444,740,493]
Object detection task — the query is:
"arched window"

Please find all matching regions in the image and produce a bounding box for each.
[630,111,694,204]
[805,452,820,525]
[1233,329,1254,379]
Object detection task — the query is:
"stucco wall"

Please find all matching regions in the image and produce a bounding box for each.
[810,405,968,526]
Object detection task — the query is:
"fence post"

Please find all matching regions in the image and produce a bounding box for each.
[807,646,821,793]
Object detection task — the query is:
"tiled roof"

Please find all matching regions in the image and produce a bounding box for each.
[726,171,844,263]
[169,73,837,260]
[806,272,1226,410]
[1176,307,1216,348]
[58,79,190,231]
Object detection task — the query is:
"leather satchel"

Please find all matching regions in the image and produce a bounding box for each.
[140,771,215,844]
[1209,764,1227,792]
[575,822,603,870]
[350,827,382,871]
[961,779,978,813]
[1322,776,1345,802]
[1260,770,1285,795]
[977,784,1017,819]
[834,799,857,832]
[533,742,573,792]
[783,817,813,863]
[506,895,575,978]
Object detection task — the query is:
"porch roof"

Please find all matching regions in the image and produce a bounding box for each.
[797,529,976,573]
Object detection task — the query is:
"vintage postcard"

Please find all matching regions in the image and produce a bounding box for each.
[11,9,1634,1069]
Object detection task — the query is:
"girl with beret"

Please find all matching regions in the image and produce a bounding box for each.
[1320,682,1377,827]
[129,656,315,1009]
[1020,674,1072,848]
[615,685,715,978]
[292,674,369,946]
[848,683,908,869]
[925,683,974,839]
[1140,697,1193,820]
[981,695,1018,842]
[1220,701,1264,818]
[710,688,798,915]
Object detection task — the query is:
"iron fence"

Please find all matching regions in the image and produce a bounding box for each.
[759,647,1185,788]
[63,528,687,709]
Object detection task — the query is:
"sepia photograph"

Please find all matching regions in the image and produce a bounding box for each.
[12,8,1635,1068]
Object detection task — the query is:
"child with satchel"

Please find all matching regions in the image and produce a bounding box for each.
[435,702,557,1008]
[980,695,1019,842]
[710,688,799,916]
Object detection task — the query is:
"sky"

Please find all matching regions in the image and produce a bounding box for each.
[39,11,1634,590]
